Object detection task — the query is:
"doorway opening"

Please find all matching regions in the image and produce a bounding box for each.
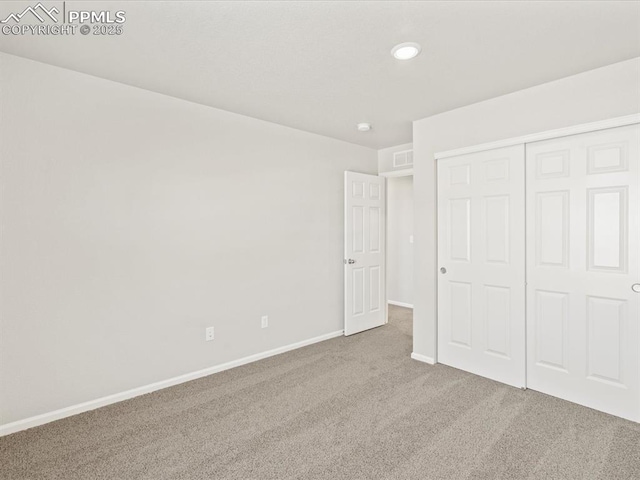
[386,173,414,336]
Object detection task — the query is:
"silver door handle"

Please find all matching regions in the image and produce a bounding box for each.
[347,259,356,264]
[632,284,640,293]
[440,267,447,274]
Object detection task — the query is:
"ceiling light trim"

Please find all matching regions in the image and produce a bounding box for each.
[391,42,422,60]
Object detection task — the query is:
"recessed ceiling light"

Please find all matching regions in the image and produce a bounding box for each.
[357,123,372,132]
[391,42,421,60]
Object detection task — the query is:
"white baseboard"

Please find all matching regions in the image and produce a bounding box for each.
[0,329,344,437]
[388,300,413,309]
[411,352,435,365]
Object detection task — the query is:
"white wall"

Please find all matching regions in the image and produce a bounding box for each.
[378,143,413,174]
[413,57,640,360]
[0,53,377,427]
[386,176,413,307]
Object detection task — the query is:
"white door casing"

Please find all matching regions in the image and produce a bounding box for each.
[344,171,386,336]
[526,124,640,422]
[437,145,526,388]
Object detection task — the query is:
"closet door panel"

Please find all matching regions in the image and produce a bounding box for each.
[526,124,639,422]
[437,145,526,388]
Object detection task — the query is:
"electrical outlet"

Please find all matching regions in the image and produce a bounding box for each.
[205,326,214,341]
[261,315,268,329]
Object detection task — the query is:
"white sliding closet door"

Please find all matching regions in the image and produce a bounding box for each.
[437,145,526,388]
[526,124,640,422]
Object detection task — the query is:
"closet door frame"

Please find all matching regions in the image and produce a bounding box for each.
[435,115,640,162]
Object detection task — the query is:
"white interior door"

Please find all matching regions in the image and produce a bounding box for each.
[526,124,640,422]
[437,145,526,388]
[344,171,386,336]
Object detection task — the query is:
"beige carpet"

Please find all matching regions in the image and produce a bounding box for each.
[1,305,639,480]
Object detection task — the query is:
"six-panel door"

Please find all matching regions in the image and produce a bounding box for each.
[437,145,526,388]
[526,124,639,422]
[344,172,386,336]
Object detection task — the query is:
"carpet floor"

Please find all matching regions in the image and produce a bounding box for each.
[1,305,640,479]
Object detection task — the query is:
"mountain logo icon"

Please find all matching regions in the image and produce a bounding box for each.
[1,3,59,23]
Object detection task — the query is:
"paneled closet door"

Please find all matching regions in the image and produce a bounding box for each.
[437,145,526,388]
[526,124,640,422]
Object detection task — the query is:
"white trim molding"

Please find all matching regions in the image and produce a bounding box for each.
[0,329,344,437]
[379,168,413,178]
[388,300,414,309]
[435,114,640,160]
[411,352,435,365]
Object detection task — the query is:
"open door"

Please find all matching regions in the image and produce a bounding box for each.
[344,171,386,336]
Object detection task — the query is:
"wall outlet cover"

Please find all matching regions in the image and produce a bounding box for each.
[206,327,214,341]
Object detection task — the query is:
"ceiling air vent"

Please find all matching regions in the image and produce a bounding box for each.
[393,149,414,168]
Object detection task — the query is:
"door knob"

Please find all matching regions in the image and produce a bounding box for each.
[347,259,356,264]
[632,284,640,293]
[440,267,447,274]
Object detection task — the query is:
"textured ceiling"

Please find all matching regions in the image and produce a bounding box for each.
[1,1,639,148]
